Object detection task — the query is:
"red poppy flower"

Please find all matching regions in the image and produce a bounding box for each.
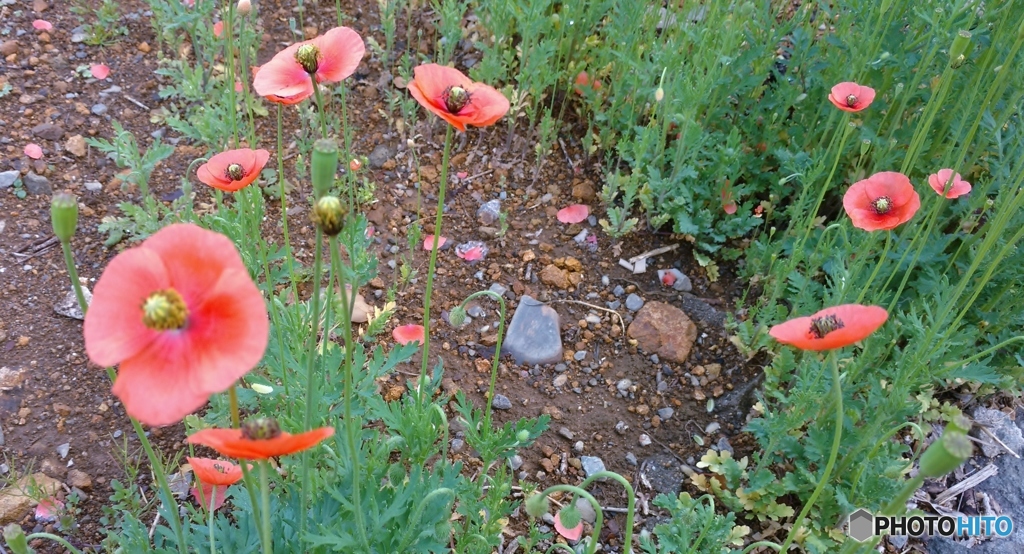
[720,182,737,215]
[769,304,888,351]
[928,169,971,199]
[188,457,246,511]
[393,324,425,345]
[188,424,334,460]
[408,64,510,132]
[251,65,307,105]
[557,204,589,224]
[253,26,364,103]
[573,71,602,95]
[213,21,224,38]
[843,171,921,231]
[83,224,269,426]
[828,82,875,112]
[197,148,270,192]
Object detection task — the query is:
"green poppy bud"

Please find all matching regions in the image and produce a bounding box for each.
[312,195,346,236]
[949,30,971,68]
[919,430,972,478]
[3,523,34,554]
[448,305,467,327]
[51,192,79,243]
[524,493,549,518]
[946,414,972,434]
[311,138,339,199]
[516,429,530,443]
[558,504,582,530]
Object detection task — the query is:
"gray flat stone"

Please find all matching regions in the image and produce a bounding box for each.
[580,456,605,478]
[23,172,51,195]
[53,287,92,320]
[625,293,645,311]
[0,170,19,189]
[491,394,512,410]
[503,295,562,365]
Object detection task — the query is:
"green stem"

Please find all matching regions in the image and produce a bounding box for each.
[778,353,844,553]
[311,77,329,139]
[456,291,507,436]
[23,533,84,554]
[577,470,636,553]
[225,0,238,148]
[298,227,324,542]
[237,13,257,147]
[60,240,88,316]
[130,416,188,553]
[854,231,892,305]
[330,236,371,550]
[259,462,273,554]
[228,386,240,429]
[419,125,454,392]
[275,105,299,312]
[208,487,217,554]
[536,485,604,554]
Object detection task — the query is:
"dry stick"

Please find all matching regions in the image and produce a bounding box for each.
[977,426,1022,459]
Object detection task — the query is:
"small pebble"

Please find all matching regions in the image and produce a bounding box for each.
[91,103,107,116]
[558,427,574,440]
[638,434,652,446]
[625,293,645,311]
[625,452,638,466]
[491,394,512,410]
[705,422,721,435]
[657,407,674,420]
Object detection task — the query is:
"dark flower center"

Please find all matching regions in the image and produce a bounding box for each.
[809,315,844,339]
[141,289,188,330]
[443,86,471,114]
[295,44,320,74]
[242,417,282,440]
[872,196,892,214]
[846,94,858,107]
[213,463,227,473]
[226,163,246,181]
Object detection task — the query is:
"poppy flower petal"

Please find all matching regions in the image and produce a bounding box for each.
[32,19,53,31]
[393,324,425,345]
[84,247,168,366]
[461,83,511,128]
[423,235,447,251]
[314,26,365,83]
[90,64,111,80]
[188,427,335,460]
[188,457,245,486]
[253,50,313,100]
[408,79,466,132]
[112,355,213,425]
[24,143,43,159]
[770,304,888,351]
[557,204,590,224]
[213,21,225,38]
[142,223,248,304]
[192,484,228,511]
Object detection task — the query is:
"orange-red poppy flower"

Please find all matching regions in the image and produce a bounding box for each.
[828,82,875,112]
[928,168,971,199]
[197,148,270,192]
[83,224,269,426]
[188,457,246,511]
[573,71,602,95]
[769,304,888,351]
[843,171,921,231]
[408,64,510,132]
[251,65,307,105]
[253,26,364,103]
[188,421,334,460]
[393,324,425,345]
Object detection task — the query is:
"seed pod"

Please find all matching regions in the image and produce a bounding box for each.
[311,138,339,198]
[50,192,79,243]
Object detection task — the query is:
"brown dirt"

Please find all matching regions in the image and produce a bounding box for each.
[0,0,764,551]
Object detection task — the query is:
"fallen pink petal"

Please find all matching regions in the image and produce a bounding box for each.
[35,497,63,522]
[393,324,425,345]
[455,241,488,262]
[24,143,43,159]
[423,235,447,251]
[557,204,590,224]
[90,64,111,80]
[32,19,53,31]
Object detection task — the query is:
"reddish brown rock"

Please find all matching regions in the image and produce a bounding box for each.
[627,301,698,363]
[539,264,570,289]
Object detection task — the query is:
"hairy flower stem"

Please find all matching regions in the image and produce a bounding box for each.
[237,14,257,147]
[60,240,88,317]
[330,236,371,550]
[455,291,506,435]
[298,227,324,542]
[208,490,217,554]
[228,386,240,428]
[311,76,329,139]
[576,471,636,553]
[276,105,299,309]
[778,353,843,552]
[225,0,238,148]
[259,462,273,554]
[21,533,83,554]
[418,125,454,393]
